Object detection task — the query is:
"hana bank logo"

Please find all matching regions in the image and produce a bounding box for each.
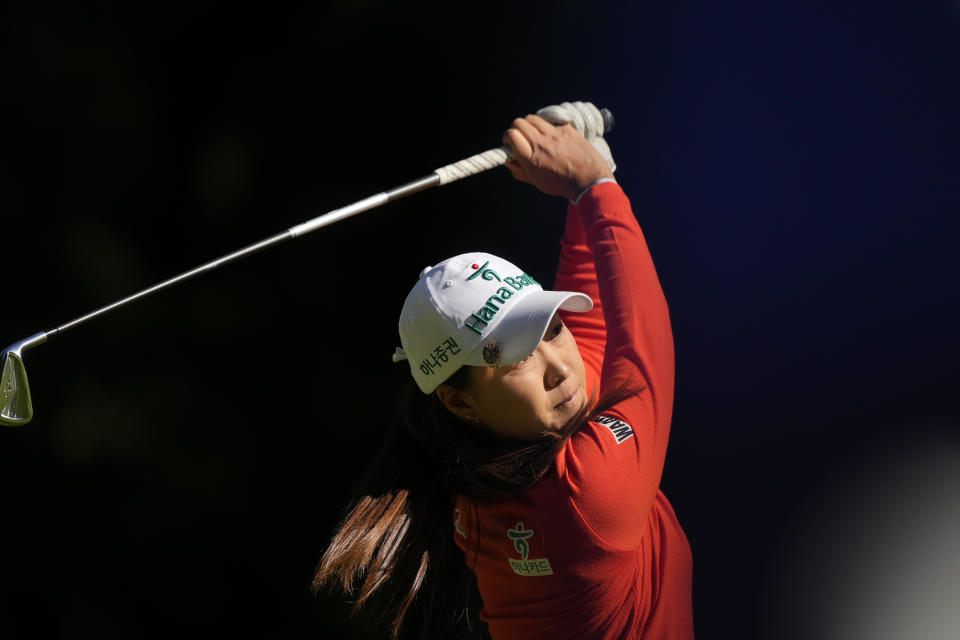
[464,261,541,336]
[507,522,534,560]
[506,522,553,577]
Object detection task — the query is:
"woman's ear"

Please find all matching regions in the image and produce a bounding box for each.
[435,384,478,422]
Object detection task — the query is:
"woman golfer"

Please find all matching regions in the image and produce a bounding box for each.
[315,109,694,639]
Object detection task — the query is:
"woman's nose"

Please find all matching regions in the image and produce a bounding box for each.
[542,347,570,389]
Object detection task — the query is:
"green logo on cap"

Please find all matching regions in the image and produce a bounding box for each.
[467,260,501,282]
[464,271,541,336]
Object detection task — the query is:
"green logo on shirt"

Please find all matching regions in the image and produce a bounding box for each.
[507,522,533,560]
[506,522,553,577]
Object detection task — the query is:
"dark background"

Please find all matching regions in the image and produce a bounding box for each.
[2,1,959,638]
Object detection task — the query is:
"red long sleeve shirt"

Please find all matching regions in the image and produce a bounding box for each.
[453,182,694,639]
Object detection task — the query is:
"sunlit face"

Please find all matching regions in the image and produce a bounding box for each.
[451,313,588,440]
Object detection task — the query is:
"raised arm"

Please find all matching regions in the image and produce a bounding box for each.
[576,183,673,410]
[502,114,671,413]
[554,201,607,392]
[503,115,615,391]
[559,182,675,550]
[504,115,676,550]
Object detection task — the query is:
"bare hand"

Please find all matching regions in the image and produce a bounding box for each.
[502,114,615,201]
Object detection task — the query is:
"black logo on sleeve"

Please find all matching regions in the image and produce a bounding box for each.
[594,415,634,444]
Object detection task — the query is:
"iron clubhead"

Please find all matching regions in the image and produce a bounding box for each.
[0,332,48,427]
[1,350,32,426]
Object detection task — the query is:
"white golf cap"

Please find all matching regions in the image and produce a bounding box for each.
[398,252,593,394]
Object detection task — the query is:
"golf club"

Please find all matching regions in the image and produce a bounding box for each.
[1,105,614,427]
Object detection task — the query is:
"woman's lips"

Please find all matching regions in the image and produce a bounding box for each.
[555,386,579,409]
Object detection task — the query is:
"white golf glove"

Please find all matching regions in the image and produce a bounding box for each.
[536,101,617,173]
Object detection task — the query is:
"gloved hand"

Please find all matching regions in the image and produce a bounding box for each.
[536,101,616,173]
[502,101,616,202]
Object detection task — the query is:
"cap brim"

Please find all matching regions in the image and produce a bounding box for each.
[465,290,593,367]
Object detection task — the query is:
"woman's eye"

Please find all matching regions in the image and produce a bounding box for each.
[550,322,563,337]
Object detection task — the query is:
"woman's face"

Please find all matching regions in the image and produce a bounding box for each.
[455,313,588,440]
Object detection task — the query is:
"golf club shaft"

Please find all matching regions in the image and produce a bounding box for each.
[44,148,512,342]
[28,105,615,347]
